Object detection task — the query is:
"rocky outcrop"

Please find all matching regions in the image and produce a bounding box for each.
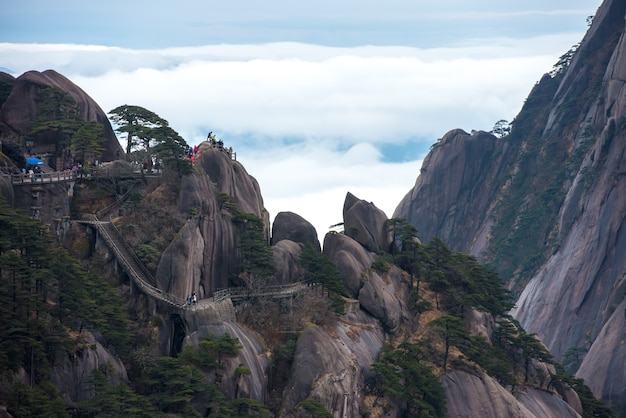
[323,233,376,298]
[393,129,503,256]
[394,0,626,410]
[12,180,73,237]
[0,70,123,165]
[271,211,320,251]
[442,370,581,418]
[156,219,208,299]
[343,192,391,253]
[50,330,128,404]
[156,143,269,298]
[0,72,15,108]
[184,321,269,403]
[271,239,305,285]
[280,313,385,417]
[358,266,410,333]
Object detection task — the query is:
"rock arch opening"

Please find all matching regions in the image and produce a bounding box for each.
[170,314,186,357]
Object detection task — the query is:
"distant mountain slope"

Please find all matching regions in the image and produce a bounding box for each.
[394,0,626,413]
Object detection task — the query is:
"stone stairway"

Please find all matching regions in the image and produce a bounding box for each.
[87,217,185,308]
[78,216,319,323]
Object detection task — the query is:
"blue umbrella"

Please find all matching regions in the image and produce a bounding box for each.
[27,157,44,165]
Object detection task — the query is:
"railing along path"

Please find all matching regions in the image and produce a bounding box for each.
[78,215,315,320]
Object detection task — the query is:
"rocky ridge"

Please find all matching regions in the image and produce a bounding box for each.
[394,0,626,412]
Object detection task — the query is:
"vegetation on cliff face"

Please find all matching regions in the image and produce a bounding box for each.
[367,218,613,417]
[0,199,132,417]
[2,60,618,414]
[108,104,193,176]
[481,23,622,293]
[30,87,108,167]
[0,195,274,416]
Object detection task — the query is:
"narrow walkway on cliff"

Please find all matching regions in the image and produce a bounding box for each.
[79,216,186,308]
[77,216,315,322]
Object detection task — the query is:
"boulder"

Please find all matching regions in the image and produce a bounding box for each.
[271,211,320,251]
[358,266,410,333]
[442,370,581,418]
[343,192,391,253]
[50,330,128,404]
[323,233,376,298]
[271,239,305,286]
[0,70,123,164]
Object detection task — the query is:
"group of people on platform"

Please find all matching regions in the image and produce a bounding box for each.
[187,291,198,306]
[21,164,43,180]
[207,132,234,159]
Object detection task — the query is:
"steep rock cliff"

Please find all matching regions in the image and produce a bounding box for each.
[156,142,269,299]
[50,331,128,404]
[394,129,503,255]
[394,0,626,411]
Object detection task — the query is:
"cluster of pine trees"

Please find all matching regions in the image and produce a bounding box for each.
[365,218,614,418]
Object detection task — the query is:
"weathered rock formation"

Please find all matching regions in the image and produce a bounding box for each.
[442,370,581,418]
[280,312,386,417]
[323,231,376,298]
[271,239,306,285]
[394,0,626,411]
[0,70,123,165]
[156,142,269,299]
[184,322,269,403]
[50,330,128,404]
[358,266,411,334]
[271,211,320,250]
[343,192,391,253]
[394,129,502,256]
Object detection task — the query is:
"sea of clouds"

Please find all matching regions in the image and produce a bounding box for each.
[0,35,581,238]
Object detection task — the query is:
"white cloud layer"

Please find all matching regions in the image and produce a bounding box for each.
[0,34,586,239]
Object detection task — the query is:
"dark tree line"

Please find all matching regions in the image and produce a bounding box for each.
[0,199,132,416]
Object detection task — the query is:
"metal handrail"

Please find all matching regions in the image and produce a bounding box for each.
[11,171,77,184]
[77,216,318,318]
[91,216,185,307]
[105,217,158,286]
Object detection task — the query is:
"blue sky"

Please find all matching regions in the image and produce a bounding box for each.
[2,1,598,48]
[0,0,603,238]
